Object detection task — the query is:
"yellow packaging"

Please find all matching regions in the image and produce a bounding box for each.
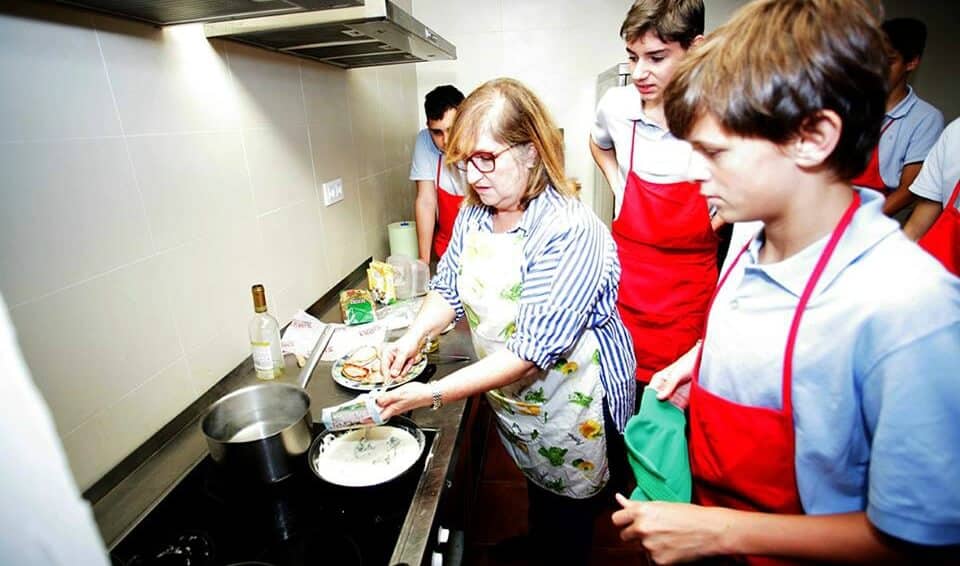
[367,260,397,305]
[339,289,375,325]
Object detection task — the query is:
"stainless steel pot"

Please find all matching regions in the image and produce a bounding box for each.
[200,382,313,483]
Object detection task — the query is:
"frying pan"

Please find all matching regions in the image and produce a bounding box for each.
[307,415,426,487]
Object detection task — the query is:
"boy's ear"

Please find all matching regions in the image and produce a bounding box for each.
[905,56,921,73]
[790,110,842,169]
[690,34,705,49]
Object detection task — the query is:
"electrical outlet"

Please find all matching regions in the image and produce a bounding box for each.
[322,178,344,206]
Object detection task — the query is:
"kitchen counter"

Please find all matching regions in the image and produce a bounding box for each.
[90,269,477,566]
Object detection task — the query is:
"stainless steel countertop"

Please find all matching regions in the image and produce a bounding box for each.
[91,287,477,566]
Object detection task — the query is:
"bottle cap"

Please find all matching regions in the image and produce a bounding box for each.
[251,284,267,313]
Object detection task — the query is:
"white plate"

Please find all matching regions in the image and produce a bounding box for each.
[330,346,427,391]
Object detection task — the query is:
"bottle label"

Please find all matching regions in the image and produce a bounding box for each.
[252,343,275,375]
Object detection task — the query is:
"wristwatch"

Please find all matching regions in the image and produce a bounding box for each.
[430,382,443,410]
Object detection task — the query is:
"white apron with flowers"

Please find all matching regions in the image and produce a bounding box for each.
[459,228,609,498]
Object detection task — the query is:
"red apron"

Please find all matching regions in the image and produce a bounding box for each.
[918,179,960,276]
[688,193,861,565]
[612,121,718,382]
[850,119,894,193]
[433,155,464,259]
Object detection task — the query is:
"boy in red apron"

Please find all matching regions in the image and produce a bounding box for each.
[612,1,960,563]
[904,117,960,276]
[590,0,720,388]
[850,18,943,222]
[409,85,467,262]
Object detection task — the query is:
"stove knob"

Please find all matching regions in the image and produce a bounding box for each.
[437,526,450,544]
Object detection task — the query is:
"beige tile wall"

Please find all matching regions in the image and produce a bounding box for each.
[0,3,419,489]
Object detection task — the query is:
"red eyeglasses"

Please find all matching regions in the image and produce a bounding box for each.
[454,143,521,173]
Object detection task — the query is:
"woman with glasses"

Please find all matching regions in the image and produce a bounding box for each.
[378,78,636,565]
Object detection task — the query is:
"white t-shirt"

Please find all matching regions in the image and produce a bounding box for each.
[909,117,960,212]
[591,85,700,219]
[408,128,466,196]
[0,293,110,565]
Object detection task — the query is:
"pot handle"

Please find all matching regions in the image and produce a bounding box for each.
[298,325,335,389]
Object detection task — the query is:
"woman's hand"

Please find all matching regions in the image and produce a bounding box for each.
[375,382,432,420]
[650,342,700,407]
[612,493,727,564]
[381,332,424,380]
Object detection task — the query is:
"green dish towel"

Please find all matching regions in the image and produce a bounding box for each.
[625,386,692,502]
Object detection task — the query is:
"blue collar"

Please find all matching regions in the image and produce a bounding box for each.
[743,189,899,297]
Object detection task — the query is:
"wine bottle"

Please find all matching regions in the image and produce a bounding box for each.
[249,284,284,380]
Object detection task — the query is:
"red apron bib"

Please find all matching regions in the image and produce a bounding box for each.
[689,193,861,565]
[918,179,960,276]
[433,155,464,259]
[612,121,718,382]
[850,119,894,193]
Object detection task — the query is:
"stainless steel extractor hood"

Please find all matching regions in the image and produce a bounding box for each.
[54,0,364,26]
[204,0,457,69]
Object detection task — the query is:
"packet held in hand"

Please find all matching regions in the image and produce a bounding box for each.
[321,394,384,431]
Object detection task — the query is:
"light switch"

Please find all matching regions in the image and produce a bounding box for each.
[322,178,344,206]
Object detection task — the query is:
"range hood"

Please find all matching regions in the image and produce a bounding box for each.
[204,1,457,69]
[54,0,365,26]
[54,0,457,69]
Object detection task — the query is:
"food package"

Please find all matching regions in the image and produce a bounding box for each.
[320,394,384,431]
[367,260,397,304]
[339,289,376,325]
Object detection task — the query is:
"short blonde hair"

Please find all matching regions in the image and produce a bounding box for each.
[444,78,575,209]
[664,0,887,180]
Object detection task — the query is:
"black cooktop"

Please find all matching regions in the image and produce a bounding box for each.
[110,428,435,566]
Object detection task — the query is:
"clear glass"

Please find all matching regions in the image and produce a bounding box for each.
[249,312,284,380]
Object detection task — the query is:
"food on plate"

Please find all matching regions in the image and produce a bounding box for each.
[313,425,420,486]
[340,363,371,380]
[347,345,379,366]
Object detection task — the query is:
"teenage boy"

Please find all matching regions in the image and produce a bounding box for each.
[590,0,719,388]
[852,17,944,222]
[409,85,466,263]
[613,0,960,563]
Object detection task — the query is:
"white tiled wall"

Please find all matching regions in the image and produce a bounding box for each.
[0,3,419,489]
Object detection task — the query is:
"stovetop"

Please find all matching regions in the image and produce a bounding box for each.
[110,428,436,566]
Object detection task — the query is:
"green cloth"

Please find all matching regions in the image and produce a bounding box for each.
[625,386,692,502]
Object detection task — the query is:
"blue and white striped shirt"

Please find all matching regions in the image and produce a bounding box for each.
[430,186,637,431]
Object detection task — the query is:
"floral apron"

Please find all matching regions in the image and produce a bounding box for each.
[458,227,609,498]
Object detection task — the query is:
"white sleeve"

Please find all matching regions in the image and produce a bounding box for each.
[590,89,616,150]
[409,129,439,181]
[0,293,110,565]
[909,120,952,202]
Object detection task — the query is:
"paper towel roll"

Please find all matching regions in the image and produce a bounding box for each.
[388,221,418,259]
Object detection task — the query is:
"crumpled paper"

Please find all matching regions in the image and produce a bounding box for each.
[281,311,328,359]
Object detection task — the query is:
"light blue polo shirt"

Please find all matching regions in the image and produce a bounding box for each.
[699,189,960,545]
[910,117,960,212]
[409,128,466,196]
[854,86,943,191]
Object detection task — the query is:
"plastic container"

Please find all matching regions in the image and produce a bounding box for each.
[388,255,430,299]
